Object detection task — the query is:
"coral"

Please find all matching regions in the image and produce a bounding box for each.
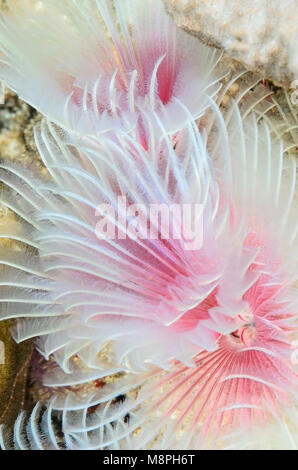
[163,0,298,87]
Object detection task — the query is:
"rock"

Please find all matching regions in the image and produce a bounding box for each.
[0,88,43,172]
[0,319,33,427]
[163,0,298,87]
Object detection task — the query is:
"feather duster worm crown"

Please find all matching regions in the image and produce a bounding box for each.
[0,102,240,378]
[0,0,223,136]
[0,98,297,449]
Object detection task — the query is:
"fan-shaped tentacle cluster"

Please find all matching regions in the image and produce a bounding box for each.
[0,111,235,373]
[0,0,223,137]
[0,0,297,451]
